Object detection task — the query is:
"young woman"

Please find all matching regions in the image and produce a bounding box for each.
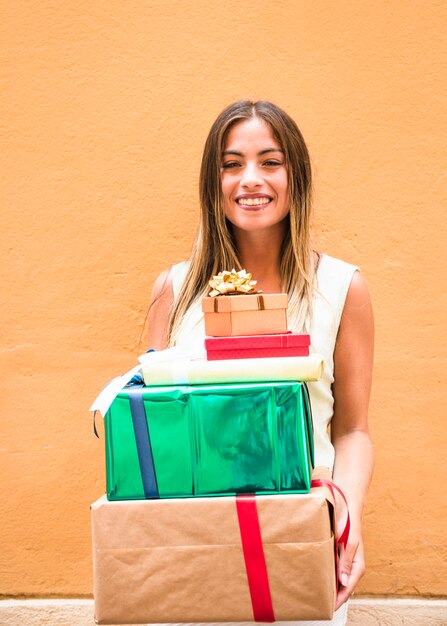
[147,100,374,625]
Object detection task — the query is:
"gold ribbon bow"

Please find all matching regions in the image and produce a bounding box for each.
[208,269,258,297]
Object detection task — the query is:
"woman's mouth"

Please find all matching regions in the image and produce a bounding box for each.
[236,196,272,208]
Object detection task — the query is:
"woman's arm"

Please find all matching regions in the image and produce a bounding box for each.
[146,268,174,351]
[331,270,374,608]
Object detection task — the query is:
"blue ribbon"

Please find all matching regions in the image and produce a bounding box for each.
[128,387,159,498]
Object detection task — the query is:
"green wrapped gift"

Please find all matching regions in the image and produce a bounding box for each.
[105,381,314,500]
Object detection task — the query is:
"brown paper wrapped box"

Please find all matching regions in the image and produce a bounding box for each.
[91,480,336,624]
[202,293,288,336]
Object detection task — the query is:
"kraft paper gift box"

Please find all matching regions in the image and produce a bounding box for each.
[141,353,324,386]
[205,332,310,360]
[105,381,314,500]
[91,479,338,624]
[202,292,288,336]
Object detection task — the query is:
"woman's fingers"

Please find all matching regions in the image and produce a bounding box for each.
[335,536,365,610]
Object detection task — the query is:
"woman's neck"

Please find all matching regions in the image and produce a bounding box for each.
[232,225,285,293]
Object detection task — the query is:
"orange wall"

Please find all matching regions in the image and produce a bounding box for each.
[1,1,446,597]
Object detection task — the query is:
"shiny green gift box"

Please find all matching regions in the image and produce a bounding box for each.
[105,381,314,500]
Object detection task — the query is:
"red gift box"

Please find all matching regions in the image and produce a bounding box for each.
[205,332,310,361]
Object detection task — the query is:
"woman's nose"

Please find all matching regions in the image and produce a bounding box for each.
[241,163,262,188]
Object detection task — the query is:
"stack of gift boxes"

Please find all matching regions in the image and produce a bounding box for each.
[91,270,342,624]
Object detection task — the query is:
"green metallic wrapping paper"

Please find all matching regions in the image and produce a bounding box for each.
[105,381,314,500]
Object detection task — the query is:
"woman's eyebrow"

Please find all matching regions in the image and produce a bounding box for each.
[222,148,284,156]
[259,148,284,155]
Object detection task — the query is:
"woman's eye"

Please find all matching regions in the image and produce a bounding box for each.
[263,160,283,167]
[222,162,240,169]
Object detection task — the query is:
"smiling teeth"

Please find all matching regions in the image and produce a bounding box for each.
[238,197,270,206]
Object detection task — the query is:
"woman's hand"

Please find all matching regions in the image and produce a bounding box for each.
[335,529,365,609]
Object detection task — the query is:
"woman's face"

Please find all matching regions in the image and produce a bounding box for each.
[221,117,289,235]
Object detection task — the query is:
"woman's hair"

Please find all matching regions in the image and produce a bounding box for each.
[167,100,317,346]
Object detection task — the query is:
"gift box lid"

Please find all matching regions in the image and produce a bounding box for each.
[202,293,288,313]
[91,486,333,547]
[205,332,310,351]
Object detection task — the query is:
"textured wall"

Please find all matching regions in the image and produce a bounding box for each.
[1,0,445,598]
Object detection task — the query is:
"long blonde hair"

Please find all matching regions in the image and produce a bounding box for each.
[168,100,317,346]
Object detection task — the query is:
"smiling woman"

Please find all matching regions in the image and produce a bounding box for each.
[221,117,290,239]
[146,100,374,626]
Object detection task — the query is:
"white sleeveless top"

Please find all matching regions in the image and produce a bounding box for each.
[171,253,358,473]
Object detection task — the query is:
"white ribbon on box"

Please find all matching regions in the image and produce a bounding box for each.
[89,347,206,417]
[89,363,143,418]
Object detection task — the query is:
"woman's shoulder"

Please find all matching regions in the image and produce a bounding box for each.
[170,261,190,299]
[147,268,175,351]
[316,253,361,293]
[151,267,173,300]
[314,253,363,325]
[317,253,359,278]
[151,261,188,296]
